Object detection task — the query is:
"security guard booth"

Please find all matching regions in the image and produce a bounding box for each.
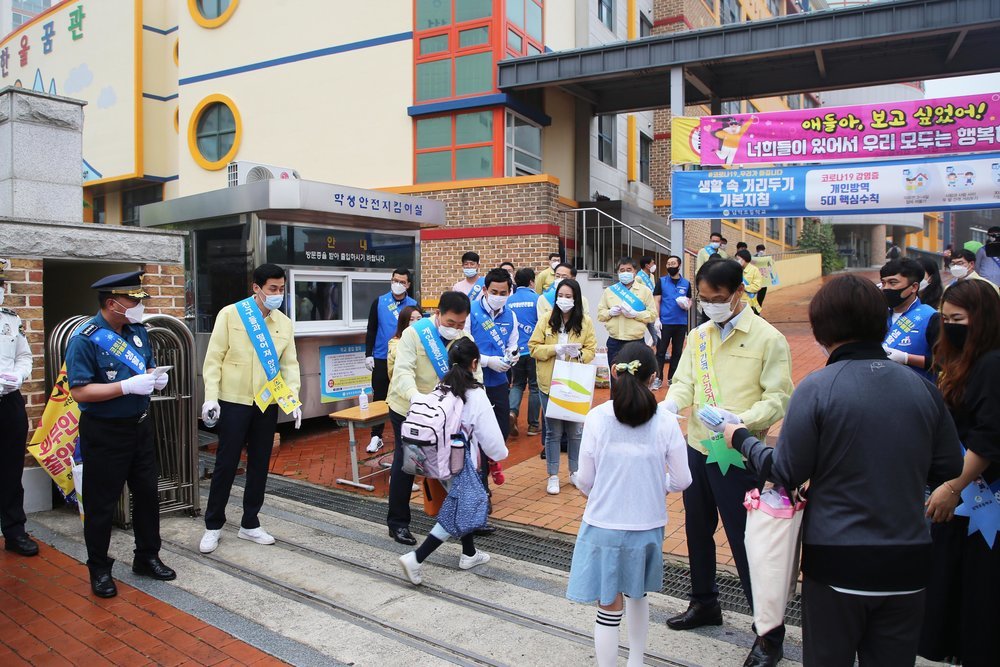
[138,179,445,420]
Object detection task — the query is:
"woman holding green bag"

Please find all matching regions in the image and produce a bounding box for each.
[528,278,596,495]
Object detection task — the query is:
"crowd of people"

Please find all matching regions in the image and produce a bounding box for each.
[1,227,998,666]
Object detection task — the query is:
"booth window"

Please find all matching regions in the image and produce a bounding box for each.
[416,109,496,182]
[121,184,163,227]
[193,222,251,333]
[598,115,615,167]
[292,276,344,325]
[505,111,541,176]
[190,0,239,27]
[190,95,242,170]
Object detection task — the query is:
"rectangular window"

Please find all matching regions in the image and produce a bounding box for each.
[194,222,251,333]
[459,26,489,47]
[507,0,525,27]
[456,146,493,178]
[419,34,449,55]
[456,0,491,22]
[598,115,615,166]
[506,111,542,176]
[416,151,453,183]
[92,195,106,224]
[767,218,781,240]
[720,0,739,24]
[416,0,451,30]
[721,100,741,116]
[785,218,798,247]
[526,1,543,41]
[415,110,497,183]
[768,0,781,16]
[598,0,614,30]
[745,218,761,233]
[508,29,523,53]
[121,184,162,227]
[639,133,652,185]
[455,51,492,96]
[416,116,451,149]
[456,110,493,143]
[416,60,451,102]
[787,94,800,110]
[639,13,652,37]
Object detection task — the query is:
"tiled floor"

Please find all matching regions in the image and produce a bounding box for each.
[0,543,285,666]
[258,272,870,571]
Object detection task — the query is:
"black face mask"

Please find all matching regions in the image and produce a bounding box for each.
[943,323,969,350]
[883,284,915,309]
[667,266,680,276]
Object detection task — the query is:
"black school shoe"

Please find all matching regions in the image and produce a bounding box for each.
[390,527,417,545]
[4,534,39,557]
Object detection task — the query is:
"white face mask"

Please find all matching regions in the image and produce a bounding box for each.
[556,297,574,312]
[950,265,968,279]
[550,261,560,270]
[648,264,656,274]
[390,282,408,296]
[463,267,478,278]
[551,278,563,291]
[438,325,462,340]
[113,299,145,324]
[700,299,735,324]
[486,293,508,311]
[618,272,635,285]
[919,278,930,291]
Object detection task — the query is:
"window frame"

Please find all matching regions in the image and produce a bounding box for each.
[639,131,652,185]
[414,108,503,183]
[598,114,616,167]
[505,0,544,60]
[720,0,739,25]
[121,184,163,227]
[287,269,396,335]
[189,0,239,29]
[413,1,495,104]
[188,94,242,170]
[505,110,543,177]
[639,12,652,38]
[598,0,614,31]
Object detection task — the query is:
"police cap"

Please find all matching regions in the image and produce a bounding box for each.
[91,270,150,299]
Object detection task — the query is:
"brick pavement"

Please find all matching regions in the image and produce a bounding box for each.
[0,545,285,666]
[261,273,851,571]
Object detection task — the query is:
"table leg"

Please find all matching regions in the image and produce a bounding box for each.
[337,420,375,491]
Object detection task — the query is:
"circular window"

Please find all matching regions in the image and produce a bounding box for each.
[188,95,241,170]
[189,0,239,28]
[174,107,179,133]
[173,38,179,65]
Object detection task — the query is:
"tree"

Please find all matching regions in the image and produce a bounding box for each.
[798,218,845,274]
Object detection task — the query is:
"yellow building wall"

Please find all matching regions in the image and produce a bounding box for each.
[141,0,178,181]
[177,0,413,194]
[770,253,822,293]
[542,89,576,200]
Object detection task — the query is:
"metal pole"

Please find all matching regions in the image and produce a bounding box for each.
[670,66,686,271]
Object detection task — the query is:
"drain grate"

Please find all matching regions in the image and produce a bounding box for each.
[210,454,802,625]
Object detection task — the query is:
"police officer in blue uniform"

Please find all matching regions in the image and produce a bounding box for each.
[363,268,416,453]
[0,259,38,557]
[656,255,692,386]
[879,258,940,379]
[65,271,175,598]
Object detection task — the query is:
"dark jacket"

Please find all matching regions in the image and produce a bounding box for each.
[734,342,963,592]
[950,348,1000,483]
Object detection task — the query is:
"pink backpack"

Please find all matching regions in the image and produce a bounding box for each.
[400,387,466,481]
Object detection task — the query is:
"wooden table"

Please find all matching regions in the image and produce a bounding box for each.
[328,400,390,491]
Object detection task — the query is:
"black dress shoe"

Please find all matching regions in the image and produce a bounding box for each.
[132,556,177,581]
[90,571,117,598]
[666,601,723,630]
[473,523,497,537]
[4,534,39,557]
[389,527,417,545]
[743,636,783,667]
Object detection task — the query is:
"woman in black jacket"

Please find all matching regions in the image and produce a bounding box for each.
[919,279,1000,667]
[710,274,963,666]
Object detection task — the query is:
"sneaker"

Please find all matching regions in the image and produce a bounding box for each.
[398,551,422,585]
[651,378,663,390]
[509,412,519,437]
[546,475,560,495]
[237,527,275,545]
[366,436,384,453]
[569,472,580,489]
[459,550,491,570]
[526,424,541,436]
[199,529,221,554]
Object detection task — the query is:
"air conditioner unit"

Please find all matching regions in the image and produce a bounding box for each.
[227,161,301,187]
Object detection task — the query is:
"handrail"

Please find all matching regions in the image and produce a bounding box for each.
[568,207,672,278]
[571,207,672,251]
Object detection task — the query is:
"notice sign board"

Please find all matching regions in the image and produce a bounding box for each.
[266,224,416,270]
[320,344,372,403]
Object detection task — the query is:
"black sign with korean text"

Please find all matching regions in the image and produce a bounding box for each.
[265,224,416,269]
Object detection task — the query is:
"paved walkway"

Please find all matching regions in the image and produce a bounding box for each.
[260,273,854,572]
[0,544,285,666]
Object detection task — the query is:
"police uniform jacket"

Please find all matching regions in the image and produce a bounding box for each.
[0,307,32,383]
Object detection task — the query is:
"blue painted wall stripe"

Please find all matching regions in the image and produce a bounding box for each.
[142,92,179,102]
[142,24,178,35]
[144,174,179,183]
[179,31,412,86]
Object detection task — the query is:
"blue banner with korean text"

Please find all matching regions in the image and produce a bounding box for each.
[671,152,1000,219]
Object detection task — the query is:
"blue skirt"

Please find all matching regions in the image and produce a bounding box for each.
[566,522,665,606]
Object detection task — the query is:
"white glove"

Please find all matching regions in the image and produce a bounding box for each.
[507,350,520,367]
[697,405,743,434]
[883,344,908,365]
[663,398,680,415]
[484,356,512,372]
[609,305,623,317]
[153,372,169,391]
[554,344,572,357]
[621,305,637,319]
[201,400,221,424]
[120,373,156,396]
[364,356,375,372]
[654,319,662,334]
[292,407,302,430]
[676,296,692,310]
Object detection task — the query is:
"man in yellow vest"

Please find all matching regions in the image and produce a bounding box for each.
[597,256,656,373]
[664,258,793,667]
[735,249,764,314]
[534,252,562,295]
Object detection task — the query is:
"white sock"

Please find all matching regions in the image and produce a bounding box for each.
[625,595,650,666]
[594,608,623,667]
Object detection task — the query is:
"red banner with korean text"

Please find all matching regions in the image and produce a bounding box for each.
[672,93,1000,166]
[27,363,80,498]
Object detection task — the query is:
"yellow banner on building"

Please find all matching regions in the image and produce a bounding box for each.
[671,116,702,165]
[27,363,80,498]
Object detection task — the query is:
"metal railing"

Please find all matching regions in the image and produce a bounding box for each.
[566,207,672,279]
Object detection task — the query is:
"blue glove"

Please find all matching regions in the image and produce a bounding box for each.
[697,405,742,434]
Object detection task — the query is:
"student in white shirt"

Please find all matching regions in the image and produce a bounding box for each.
[566,342,691,667]
[398,338,508,585]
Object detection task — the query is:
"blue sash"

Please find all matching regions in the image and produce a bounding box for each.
[543,286,556,306]
[638,271,655,291]
[742,277,757,298]
[412,318,450,379]
[474,306,509,355]
[235,297,279,381]
[468,277,486,302]
[884,301,933,351]
[78,324,147,374]
[609,282,646,312]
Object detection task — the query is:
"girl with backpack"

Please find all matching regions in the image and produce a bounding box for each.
[528,277,596,495]
[566,342,691,667]
[398,337,507,585]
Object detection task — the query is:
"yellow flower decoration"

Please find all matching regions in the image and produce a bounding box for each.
[614,360,641,375]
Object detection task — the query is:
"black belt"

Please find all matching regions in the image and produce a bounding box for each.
[85,410,149,424]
